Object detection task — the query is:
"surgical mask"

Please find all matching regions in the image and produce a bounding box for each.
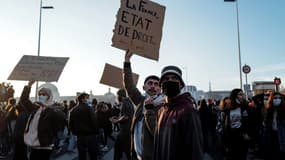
[236,98,241,104]
[273,99,281,106]
[162,81,180,98]
[152,94,165,106]
[86,99,91,105]
[39,95,48,103]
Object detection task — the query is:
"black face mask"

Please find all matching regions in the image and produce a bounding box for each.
[162,81,180,97]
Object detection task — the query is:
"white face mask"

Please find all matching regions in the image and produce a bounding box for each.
[39,95,48,103]
[273,99,281,106]
[236,98,241,104]
[152,94,165,106]
[86,99,91,105]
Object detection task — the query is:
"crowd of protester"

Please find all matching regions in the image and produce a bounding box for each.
[0,59,285,160]
[198,89,285,160]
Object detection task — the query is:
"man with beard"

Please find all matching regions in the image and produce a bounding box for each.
[153,65,204,160]
[123,50,164,160]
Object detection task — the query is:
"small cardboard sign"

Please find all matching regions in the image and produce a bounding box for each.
[112,0,166,61]
[8,55,69,82]
[100,63,139,89]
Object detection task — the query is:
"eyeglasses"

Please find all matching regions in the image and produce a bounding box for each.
[238,93,244,96]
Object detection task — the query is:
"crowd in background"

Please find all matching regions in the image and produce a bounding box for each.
[0,78,285,160]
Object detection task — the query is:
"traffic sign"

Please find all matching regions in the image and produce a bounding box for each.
[242,64,251,74]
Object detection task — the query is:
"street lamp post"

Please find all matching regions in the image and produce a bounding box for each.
[225,0,243,89]
[35,0,54,100]
[236,1,243,89]
[242,64,251,100]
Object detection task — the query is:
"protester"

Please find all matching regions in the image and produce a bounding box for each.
[95,102,112,152]
[153,65,204,160]
[249,92,268,157]
[19,80,66,160]
[111,103,121,132]
[4,97,19,148]
[198,99,213,154]
[68,93,99,160]
[263,91,285,159]
[123,50,163,160]
[222,88,251,160]
[12,103,30,160]
[110,89,134,160]
[6,100,31,160]
[62,100,68,115]
[216,96,231,159]
[0,105,10,158]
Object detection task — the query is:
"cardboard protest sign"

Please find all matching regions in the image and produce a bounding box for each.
[8,55,69,82]
[112,0,166,61]
[100,63,139,89]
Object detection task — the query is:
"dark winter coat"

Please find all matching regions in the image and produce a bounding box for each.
[124,62,159,160]
[19,86,66,147]
[153,93,204,160]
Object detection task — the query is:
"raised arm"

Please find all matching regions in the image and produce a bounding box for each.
[19,80,37,112]
[123,50,143,106]
[125,49,132,63]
